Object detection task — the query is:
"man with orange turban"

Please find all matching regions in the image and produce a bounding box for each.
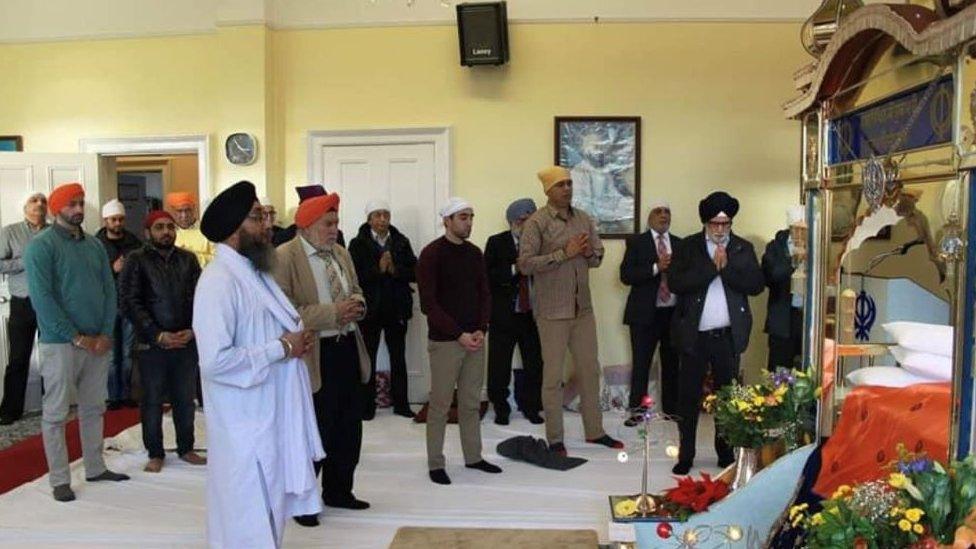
[166,191,214,267]
[25,183,130,502]
[273,192,372,524]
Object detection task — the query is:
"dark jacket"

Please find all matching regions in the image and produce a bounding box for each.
[348,222,416,324]
[619,230,683,325]
[668,231,764,355]
[273,224,344,248]
[119,244,201,346]
[762,229,795,339]
[484,230,534,329]
[95,227,142,280]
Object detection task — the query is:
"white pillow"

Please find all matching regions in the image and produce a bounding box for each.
[846,366,934,388]
[881,322,953,357]
[888,346,952,381]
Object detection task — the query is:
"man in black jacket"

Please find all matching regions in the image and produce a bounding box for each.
[668,191,764,474]
[620,198,681,426]
[119,210,206,473]
[349,199,417,419]
[96,199,143,410]
[485,198,544,425]
[762,205,806,372]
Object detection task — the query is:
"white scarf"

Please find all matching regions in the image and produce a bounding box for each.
[215,244,325,496]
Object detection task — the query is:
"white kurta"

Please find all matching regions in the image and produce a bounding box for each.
[193,244,324,549]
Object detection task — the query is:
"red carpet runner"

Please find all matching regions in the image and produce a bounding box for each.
[0,407,141,495]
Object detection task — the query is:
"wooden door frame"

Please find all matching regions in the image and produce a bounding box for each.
[79,134,211,203]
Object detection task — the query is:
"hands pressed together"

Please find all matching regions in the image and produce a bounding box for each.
[564,232,594,259]
[457,330,485,352]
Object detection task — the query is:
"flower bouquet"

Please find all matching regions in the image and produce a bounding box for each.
[790,444,976,548]
[610,473,730,523]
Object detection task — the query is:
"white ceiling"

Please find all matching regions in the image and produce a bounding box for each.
[0,0,825,43]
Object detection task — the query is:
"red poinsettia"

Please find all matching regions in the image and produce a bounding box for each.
[663,473,730,513]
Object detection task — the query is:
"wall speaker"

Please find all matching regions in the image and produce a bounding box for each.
[456,2,509,66]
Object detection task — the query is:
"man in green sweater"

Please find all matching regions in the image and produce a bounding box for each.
[24,182,130,502]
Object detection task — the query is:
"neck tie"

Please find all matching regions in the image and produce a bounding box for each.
[657,234,671,303]
[316,249,348,303]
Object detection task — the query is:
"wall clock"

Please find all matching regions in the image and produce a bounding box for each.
[225,133,257,165]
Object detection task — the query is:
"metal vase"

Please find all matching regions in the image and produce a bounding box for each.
[730,447,761,491]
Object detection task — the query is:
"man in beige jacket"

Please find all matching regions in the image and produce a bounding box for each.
[274,192,372,526]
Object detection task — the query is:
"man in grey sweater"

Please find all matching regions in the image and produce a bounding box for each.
[0,192,48,425]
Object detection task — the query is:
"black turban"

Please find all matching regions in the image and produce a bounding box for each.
[201,180,258,243]
[698,191,739,223]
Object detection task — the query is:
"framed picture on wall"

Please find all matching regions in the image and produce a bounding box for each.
[554,116,640,238]
[0,136,23,152]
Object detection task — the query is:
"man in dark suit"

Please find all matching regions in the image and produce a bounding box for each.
[668,191,764,474]
[620,199,681,426]
[762,205,806,372]
[349,199,418,419]
[485,198,544,425]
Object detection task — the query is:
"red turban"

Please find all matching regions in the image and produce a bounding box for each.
[295,193,340,229]
[49,183,85,214]
[166,192,196,209]
[144,210,175,230]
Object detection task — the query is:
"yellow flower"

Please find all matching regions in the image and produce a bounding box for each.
[831,485,852,499]
[899,519,912,532]
[752,396,765,407]
[905,508,924,522]
[774,385,788,398]
[912,523,924,535]
[704,395,717,403]
[889,472,908,489]
[814,387,822,397]
[614,499,638,517]
[890,507,903,518]
[789,503,808,519]
[829,506,840,516]
[810,513,825,526]
[735,400,750,412]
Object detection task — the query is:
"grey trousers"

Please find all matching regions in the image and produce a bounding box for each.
[38,343,109,487]
[425,340,484,470]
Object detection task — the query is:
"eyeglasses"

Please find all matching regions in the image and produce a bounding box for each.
[245,212,265,223]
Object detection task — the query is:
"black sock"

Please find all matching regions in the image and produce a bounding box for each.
[465,460,502,474]
[429,468,451,485]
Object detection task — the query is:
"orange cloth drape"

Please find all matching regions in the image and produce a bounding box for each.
[814,382,950,497]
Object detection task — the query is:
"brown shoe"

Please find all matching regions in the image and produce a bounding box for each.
[144,458,164,473]
[179,451,207,465]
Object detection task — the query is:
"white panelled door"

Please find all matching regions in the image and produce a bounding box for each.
[317,142,439,403]
[0,153,100,411]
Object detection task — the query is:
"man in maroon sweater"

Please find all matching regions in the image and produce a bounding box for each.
[416,197,502,485]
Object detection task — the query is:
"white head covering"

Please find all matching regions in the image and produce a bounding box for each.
[647,198,671,212]
[22,190,45,207]
[439,197,472,218]
[101,198,125,218]
[259,196,274,208]
[365,199,390,217]
[787,205,806,227]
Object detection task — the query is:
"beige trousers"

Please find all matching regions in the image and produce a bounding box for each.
[425,340,485,470]
[535,309,604,444]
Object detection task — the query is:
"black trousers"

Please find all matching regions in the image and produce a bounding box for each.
[487,312,543,415]
[0,296,37,421]
[138,346,197,458]
[361,318,409,414]
[313,336,364,502]
[767,307,803,372]
[677,328,738,464]
[627,307,678,415]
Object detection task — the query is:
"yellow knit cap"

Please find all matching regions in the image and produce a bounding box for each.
[537,166,571,193]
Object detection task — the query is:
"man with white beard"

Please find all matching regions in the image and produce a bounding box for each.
[193,180,323,548]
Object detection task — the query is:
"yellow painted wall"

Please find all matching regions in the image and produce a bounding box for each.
[276,22,807,376]
[0,21,809,377]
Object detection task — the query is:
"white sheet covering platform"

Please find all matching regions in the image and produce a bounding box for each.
[0,409,720,548]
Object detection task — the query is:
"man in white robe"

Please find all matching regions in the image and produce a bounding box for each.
[193,180,324,548]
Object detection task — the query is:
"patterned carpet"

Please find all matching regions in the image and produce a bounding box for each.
[0,412,42,451]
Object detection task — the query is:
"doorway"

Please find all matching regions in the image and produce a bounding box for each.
[308,128,451,403]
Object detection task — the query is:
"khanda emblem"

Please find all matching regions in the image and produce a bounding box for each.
[854,290,877,341]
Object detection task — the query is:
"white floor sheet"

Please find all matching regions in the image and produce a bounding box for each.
[0,409,720,548]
